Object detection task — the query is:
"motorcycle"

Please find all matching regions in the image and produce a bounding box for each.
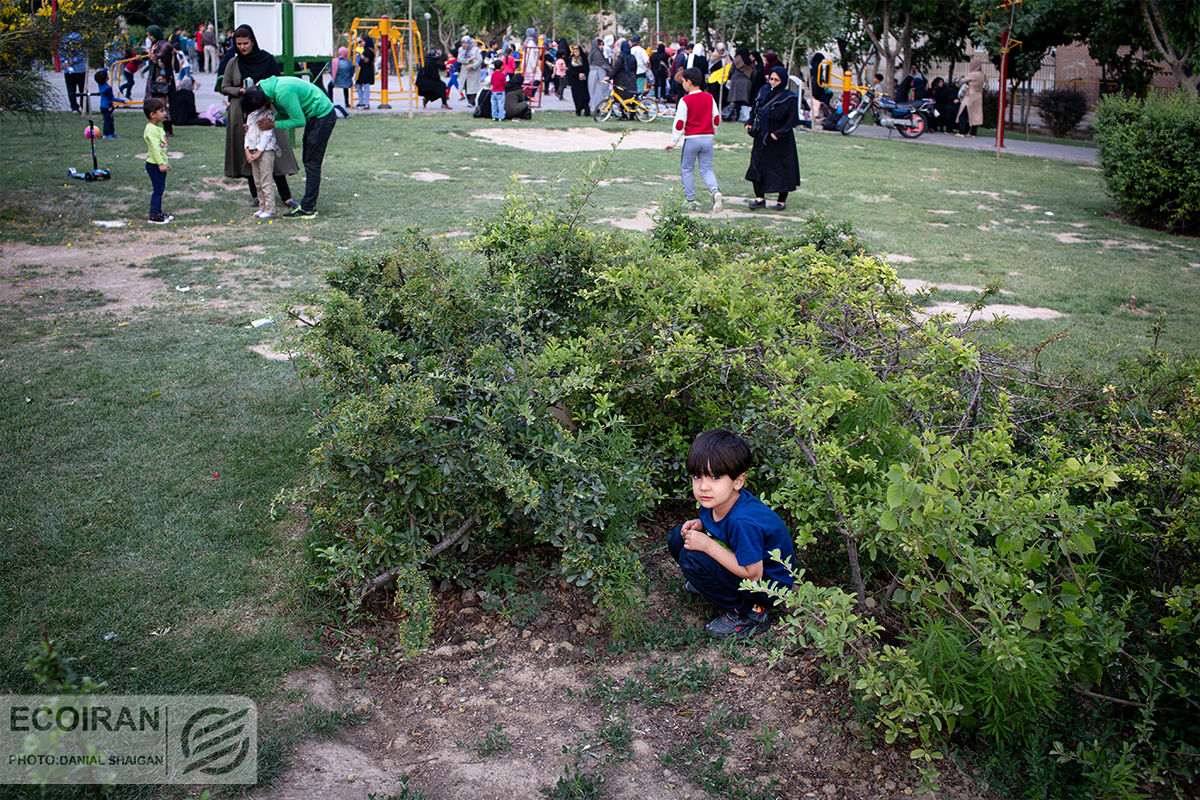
[839,87,936,138]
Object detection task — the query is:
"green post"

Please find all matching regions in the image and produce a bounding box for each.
[281,0,294,76]
[281,1,296,147]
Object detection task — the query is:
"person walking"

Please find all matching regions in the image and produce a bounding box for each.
[59,31,88,114]
[354,32,375,109]
[955,59,985,137]
[727,46,757,121]
[665,67,723,213]
[327,46,354,107]
[458,36,482,105]
[201,24,218,73]
[566,43,590,115]
[649,43,669,102]
[219,24,299,212]
[145,26,176,134]
[744,66,800,211]
[587,37,609,117]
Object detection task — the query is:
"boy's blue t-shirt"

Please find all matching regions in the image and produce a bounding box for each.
[99,84,113,109]
[699,490,794,587]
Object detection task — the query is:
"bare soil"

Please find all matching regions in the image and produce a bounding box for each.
[249,535,995,800]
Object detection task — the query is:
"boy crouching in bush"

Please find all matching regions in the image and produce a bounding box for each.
[668,429,794,639]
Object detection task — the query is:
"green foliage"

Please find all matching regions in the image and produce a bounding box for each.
[368,780,425,800]
[660,700,776,800]
[584,656,718,708]
[25,639,106,695]
[1094,92,1200,234]
[1039,88,1088,137]
[299,160,1200,798]
[456,724,511,758]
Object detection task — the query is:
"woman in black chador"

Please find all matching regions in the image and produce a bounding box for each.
[416,50,451,108]
[744,66,801,211]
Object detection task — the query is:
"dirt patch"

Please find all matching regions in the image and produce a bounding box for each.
[597,204,659,232]
[246,552,995,800]
[202,176,245,191]
[409,170,452,182]
[249,342,292,361]
[921,301,1064,323]
[900,278,1015,297]
[471,127,668,152]
[0,238,188,315]
[885,254,916,263]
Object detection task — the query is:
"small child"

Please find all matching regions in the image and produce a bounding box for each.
[142,97,173,225]
[668,429,794,639]
[95,69,119,139]
[489,59,507,121]
[243,99,281,219]
[664,67,723,213]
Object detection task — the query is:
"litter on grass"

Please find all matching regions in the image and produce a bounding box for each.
[92,220,126,228]
[248,316,273,328]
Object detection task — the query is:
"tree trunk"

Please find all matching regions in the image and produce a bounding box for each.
[862,1,912,97]
[1141,0,1200,97]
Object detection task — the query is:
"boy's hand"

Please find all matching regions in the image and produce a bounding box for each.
[680,519,709,552]
[257,117,275,131]
[158,163,169,172]
[682,528,714,553]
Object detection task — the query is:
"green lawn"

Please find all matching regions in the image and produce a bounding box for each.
[0,107,1197,793]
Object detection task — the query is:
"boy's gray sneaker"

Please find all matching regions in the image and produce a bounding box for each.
[706,606,769,640]
[687,200,701,211]
[711,192,723,213]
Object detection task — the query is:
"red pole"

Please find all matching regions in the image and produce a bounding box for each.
[841,70,852,114]
[378,16,392,109]
[996,30,1009,148]
[52,0,61,71]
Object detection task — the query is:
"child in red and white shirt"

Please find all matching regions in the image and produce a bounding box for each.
[665,67,723,212]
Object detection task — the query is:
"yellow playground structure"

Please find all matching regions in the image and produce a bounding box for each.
[347,17,424,109]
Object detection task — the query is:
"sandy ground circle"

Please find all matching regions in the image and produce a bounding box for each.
[471,127,669,152]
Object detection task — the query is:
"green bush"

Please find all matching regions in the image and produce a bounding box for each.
[1094,92,1200,234]
[293,166,1200,798]
[1039,88,1088,137]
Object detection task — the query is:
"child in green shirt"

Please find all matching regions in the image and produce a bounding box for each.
[142,98,173,224]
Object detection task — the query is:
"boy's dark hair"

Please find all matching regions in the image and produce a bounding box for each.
[240,86,267,115]
[493,59,503,70]
[142,97,165,118]
[687,429,752,478]
[679,67,703,88]
[95,69,109,84]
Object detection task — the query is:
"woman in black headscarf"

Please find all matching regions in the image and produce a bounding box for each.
[607,39,637,116]
[416,49,450,108]
[649,42,669,101]
[566,43,590,116]
[744,65,800,211]
[809,51,832,118]
[145,25,176,135]
[220,24,299,210]
[727,46,757,121]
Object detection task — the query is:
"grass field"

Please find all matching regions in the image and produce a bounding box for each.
[1,108,1197,795]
